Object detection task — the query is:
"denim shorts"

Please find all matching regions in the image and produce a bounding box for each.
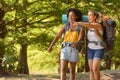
[87,47,105,60]
[60,46,79,62]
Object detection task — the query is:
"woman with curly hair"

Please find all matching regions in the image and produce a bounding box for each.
[47,8,84,80]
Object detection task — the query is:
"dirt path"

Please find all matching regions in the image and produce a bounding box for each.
[0,70,120,80]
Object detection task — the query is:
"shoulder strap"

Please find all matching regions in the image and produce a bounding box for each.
[95,29,103,39]
[95,29,107,48]
[76,25,81,34]
[64,22,70,34]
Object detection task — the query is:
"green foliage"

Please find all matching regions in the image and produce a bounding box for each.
[77,54,85,72]
[28,49,59,73]
[3,39,18,73]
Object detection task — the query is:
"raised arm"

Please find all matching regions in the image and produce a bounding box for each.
[75,22,103,38]
[76,22,102,29]
[47,26,65,52]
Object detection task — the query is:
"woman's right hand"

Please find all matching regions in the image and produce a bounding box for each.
[47,46,52,53]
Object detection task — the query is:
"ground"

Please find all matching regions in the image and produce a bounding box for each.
[0,70,120,80]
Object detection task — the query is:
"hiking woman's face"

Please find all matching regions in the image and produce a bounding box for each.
[68,11,77,23]
[88,11,96,22]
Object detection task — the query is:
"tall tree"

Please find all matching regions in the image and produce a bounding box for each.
[0,8,6,74]
[15,0,29,74]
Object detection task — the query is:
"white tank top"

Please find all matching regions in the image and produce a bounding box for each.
[87,28,104,49]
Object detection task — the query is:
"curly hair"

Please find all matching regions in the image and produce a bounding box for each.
[67,8,82,22]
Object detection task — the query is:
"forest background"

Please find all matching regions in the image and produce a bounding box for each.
[0,0,120,75]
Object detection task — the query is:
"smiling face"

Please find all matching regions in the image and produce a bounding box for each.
[68,11,77,23]
[88,11,97,23]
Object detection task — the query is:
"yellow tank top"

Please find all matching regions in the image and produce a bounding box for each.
[64,29,79,42]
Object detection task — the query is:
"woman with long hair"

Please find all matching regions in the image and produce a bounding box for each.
[75,10,105,80]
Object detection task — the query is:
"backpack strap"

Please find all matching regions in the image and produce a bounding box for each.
[64,22,70,34]
[95,28,104,40]
[76,25,81,34]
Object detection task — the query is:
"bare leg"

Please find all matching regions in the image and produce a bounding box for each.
[88,60,95,80]
[93,59,101,80]
[69,62,76,80]
[61,59,68,80]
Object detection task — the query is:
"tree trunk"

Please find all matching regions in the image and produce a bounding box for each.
[0,39,5,74]
[17,44,29,74]
[84,28,89,72]
[104,52,113,69]
[0,8,6,75]
[57,52,61,74]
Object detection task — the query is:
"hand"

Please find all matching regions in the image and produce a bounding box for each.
[103,15,110,22]
[73,22,78,26]
[47,46,52,53]
[72,42,77,48]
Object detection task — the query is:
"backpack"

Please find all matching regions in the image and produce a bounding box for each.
[102,19,116,50]
[64,22,83,52]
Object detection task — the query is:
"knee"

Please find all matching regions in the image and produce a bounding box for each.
[92,66,99,73]
[70,68,75,74]
[89,66,93,72]
[61,66,67,73]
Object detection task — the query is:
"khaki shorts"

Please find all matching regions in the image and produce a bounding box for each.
[60,46,80,62]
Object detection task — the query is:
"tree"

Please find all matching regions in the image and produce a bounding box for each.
[0,6,7,74]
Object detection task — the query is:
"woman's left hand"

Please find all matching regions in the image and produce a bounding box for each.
[72,42,77,48]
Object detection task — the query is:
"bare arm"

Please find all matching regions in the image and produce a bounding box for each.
[77,27,84,43]
[76,22,102,29]
[73,27,84,48]
[76,22,103,40]
[47,26,65,52]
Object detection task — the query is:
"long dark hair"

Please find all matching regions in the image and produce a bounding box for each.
[67,8,82,22]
